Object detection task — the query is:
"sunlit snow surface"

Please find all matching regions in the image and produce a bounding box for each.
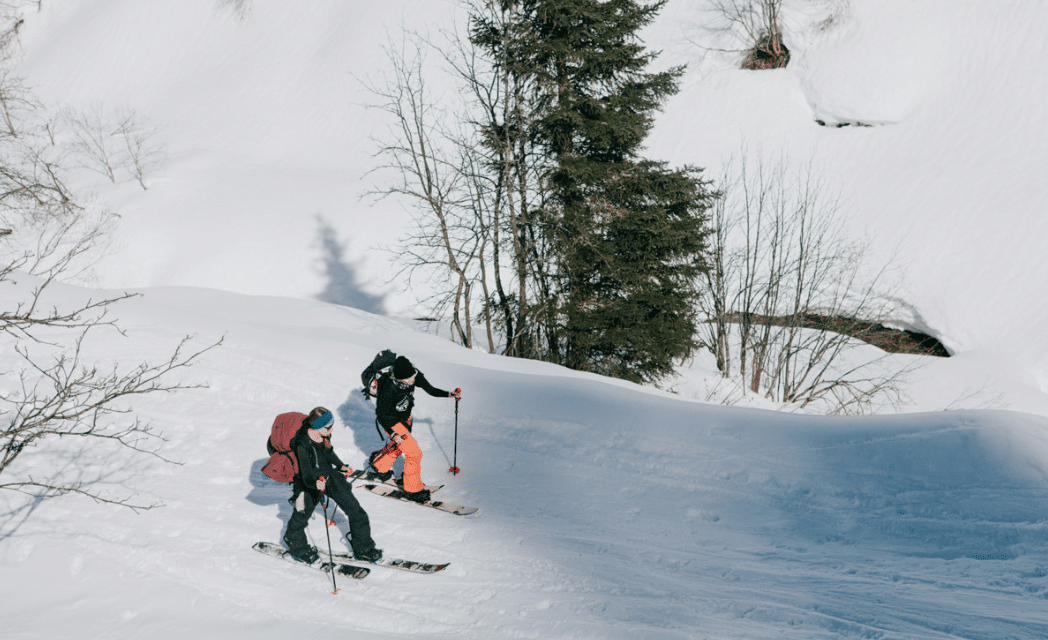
[4,1,1048,638]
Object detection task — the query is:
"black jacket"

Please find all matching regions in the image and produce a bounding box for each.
[291,429,347,498]
[374,370,450,432]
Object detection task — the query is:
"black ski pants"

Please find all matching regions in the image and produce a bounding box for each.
[284,473,375,556]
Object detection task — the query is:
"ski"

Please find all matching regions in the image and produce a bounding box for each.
[359,483,478,516]
[328,549,450,574]
[252,541,370,579]
[345,469,444,493]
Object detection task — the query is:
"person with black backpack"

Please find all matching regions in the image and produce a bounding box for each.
[282,407,382,564]
[360,348,397,401]
[366,355,460,503]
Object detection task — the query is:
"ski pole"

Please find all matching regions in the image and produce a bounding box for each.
[319,480,339,595]
[449,393,461,475]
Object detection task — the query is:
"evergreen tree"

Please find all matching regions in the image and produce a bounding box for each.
[470,0,713,383]
[558,159,711,382]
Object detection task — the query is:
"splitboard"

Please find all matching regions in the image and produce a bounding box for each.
[328,549,449,574]
[252,541,370,579]
[345,469,444,493]
[360,483,478,516]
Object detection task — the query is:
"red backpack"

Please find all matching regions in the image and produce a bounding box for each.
[261,412,307,483]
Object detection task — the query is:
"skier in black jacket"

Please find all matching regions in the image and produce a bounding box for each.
[283,407,381,563]
[367,356,460,503]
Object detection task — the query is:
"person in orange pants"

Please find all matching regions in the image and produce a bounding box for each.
[368,355,460,502]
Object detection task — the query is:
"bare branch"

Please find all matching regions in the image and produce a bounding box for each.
[699,152,920,414]
[1,331,223,506]
[0,480,162,513]
[697,0,792,69]
[114,108,166,190]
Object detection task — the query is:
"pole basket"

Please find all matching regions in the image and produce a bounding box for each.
[449,465,461,475]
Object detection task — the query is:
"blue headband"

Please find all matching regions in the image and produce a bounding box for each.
[309,411,333,430]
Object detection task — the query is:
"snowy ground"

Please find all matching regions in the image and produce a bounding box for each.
[2,283,1047,639]
[3,0,1048,638]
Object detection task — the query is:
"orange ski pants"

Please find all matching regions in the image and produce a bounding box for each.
[371,422,425,493]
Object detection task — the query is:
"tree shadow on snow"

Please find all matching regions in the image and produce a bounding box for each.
[314,216,385,314]
[1,445,160,540]
[0,494,48,541]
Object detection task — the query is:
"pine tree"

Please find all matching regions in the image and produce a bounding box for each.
[557,159,711,382]
[470,0,713,383]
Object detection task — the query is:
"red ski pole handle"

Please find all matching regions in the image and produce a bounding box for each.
[318,476,336,526]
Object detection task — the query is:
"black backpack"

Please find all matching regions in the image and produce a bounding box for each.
[360,349,396,399]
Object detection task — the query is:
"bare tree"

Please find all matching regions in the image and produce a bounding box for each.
[114,108,165,190]
[1,255,222,513]
[697,0,791,69]
[0,168,221,511]
[364,6,558,358]
[459,0,559,360]
[0,9,37,138]
[0,53,219,514]
[363,35,483,350]
[1,304,220,510]
[65,104,119,182]
[0,67,33,137]
[699,153,916,414]
[62,104,165,189]
[0,117,116,280]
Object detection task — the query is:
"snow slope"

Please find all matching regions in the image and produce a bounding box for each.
[2,282,1047,639]
[3,1,1048,638]
[649,0,1048,389]
[12,0,461,306]
[11,0,1048,398]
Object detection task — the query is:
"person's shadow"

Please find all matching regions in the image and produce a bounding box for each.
[338,389,403,475]
[245,458,294,542]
